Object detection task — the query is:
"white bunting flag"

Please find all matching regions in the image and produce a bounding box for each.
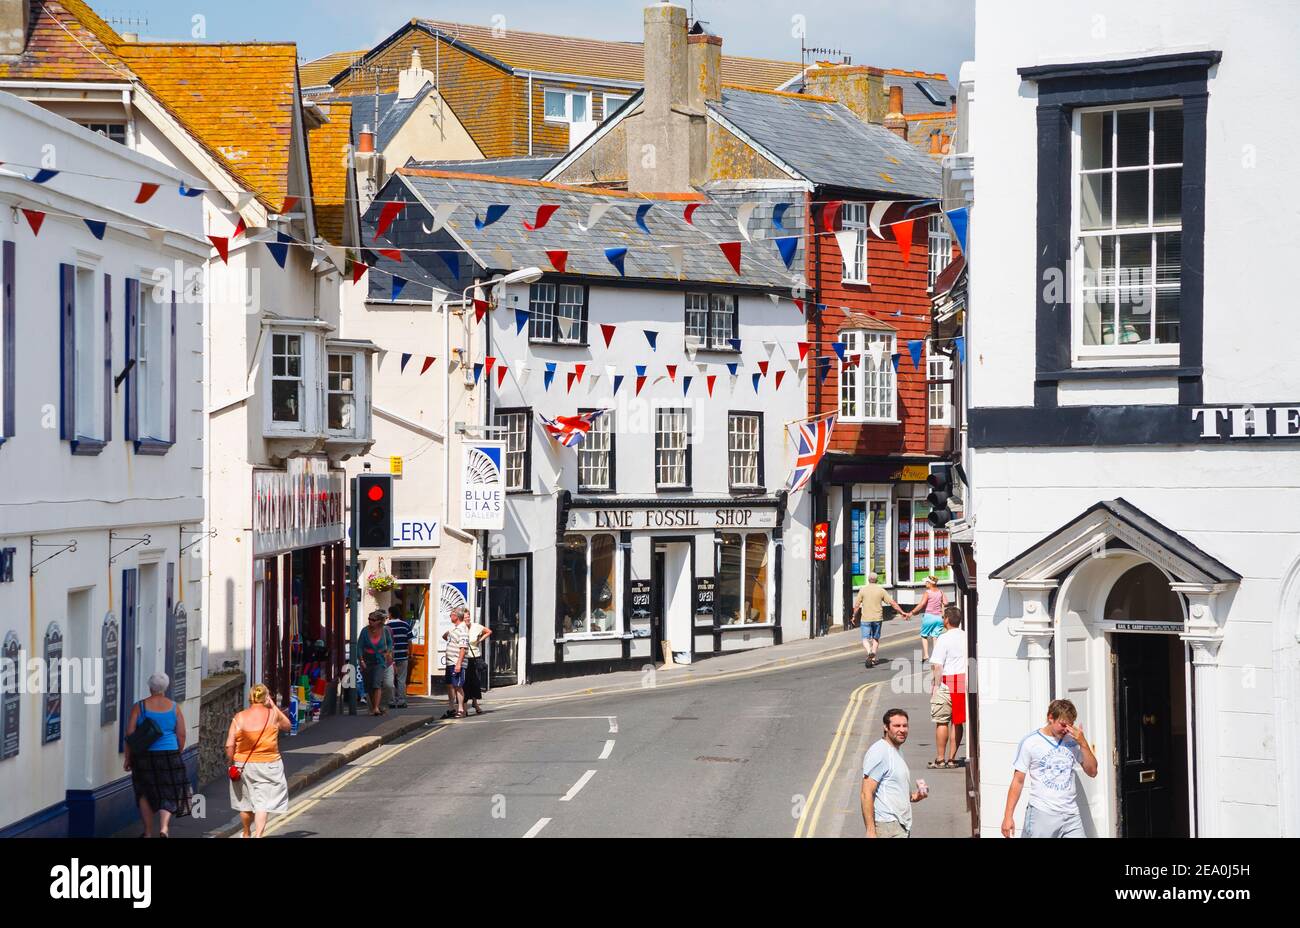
[868,339,886,368]
[662,243,685,279]
[685,342,699,362]
[835,229,858,270]
[323,244,348,274]
[422,203,459,234]
[580,202,616,232]
[697,362,709,375]
[768,293,781,305]
[516,363,530,385]
[762,339,778,357]
[588,371,602,389]
[558,317,577,340]
[605,364,617,381]
[736,201,757,243]
[430,288,449,309]
[869,200,890,239]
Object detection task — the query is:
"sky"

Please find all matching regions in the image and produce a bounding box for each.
[100,0,974,83]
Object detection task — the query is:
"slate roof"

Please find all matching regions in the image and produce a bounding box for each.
[367,169,803,293]
[409,156,560,180]
[713,86,941,197]
[336,84,434,151]
[882,70,956,115]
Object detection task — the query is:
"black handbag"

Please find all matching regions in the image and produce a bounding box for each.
[475,657,488,691]
[126,701,163,753]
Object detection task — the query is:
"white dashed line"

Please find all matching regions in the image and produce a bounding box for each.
[608,718,618,733]
[560,769,598,802]
[599,739,615,760]
[523,818,551,838]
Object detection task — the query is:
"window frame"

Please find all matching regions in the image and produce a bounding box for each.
[576,407,615,493]
[543,88,592,126]
[726,410,764,492]
[326,350,358,436]
[928,213,952,290]
[134,276,174,450]
[683,291,740,351]
[269,331,305,430]
[837,329,897,424]
[896,484,953,587]
[716,531,773,627]
[927,341,953,426]
[494,407,532,493]
[602,92,631,120]
[60,260,110,454]
[556,532,622,640]
[527,280,589,346]
[654,406,691,491]
[840,201,869,285]
[1071,100,1184,365]
[78,122,127,145]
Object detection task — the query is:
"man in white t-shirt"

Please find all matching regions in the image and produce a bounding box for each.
[1002,698,1100,838]
[927,606,968,769]
[861,708,927,837]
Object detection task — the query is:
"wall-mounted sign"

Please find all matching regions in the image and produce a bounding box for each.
[898,465,930,482]
[390,456,404,476]
[1,631,20,760]
[393,517,442,547]
[42,623,62,744]
[461,442,505,530]
[568,506,779,532]
[100,614,119,726]
[813,522,829,561]
[0,547,15,583]
[630,579,652,619]
[1109,621,1184,633]
[169,603,188,703]
[694,577,715,615]
[436,582,469,670]
[252,456,345,555]
[1193,405,1300,439]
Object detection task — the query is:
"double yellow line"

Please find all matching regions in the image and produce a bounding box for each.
[793,679,882,838]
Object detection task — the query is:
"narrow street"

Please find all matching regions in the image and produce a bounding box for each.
[260,628,969,838]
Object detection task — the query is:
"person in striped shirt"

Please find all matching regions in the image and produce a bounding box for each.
[386,604,413,709]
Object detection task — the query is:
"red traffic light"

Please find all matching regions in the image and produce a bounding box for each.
[367,484,385,502]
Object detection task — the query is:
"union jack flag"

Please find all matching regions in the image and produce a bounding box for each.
[541,409,608,448]
[786,414,836,492]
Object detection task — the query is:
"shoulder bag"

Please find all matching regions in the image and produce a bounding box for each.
[126,700,164,754]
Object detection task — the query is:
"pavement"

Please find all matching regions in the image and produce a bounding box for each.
[155,620,972,839]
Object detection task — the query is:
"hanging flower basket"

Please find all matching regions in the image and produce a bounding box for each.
[367,571,396,594]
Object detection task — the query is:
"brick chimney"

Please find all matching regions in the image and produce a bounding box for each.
[353,123,385,213]
[803,64,888,124]
[627,2,706,194]
[884,85,908,140]
[0,0,30,58]
[688,31,721,109]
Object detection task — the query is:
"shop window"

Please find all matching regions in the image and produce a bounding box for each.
[717,533,769,625]
[928,213,952,289]
[849,499,892,588]
[838,329,895,422]
[528,281,586,344]
[558,533,619,636]
[897,487,952,585]
[494,408,531,491]
[655,407,690,489]
[840,202,868,284]
[684,292,738,350]
[1076,102,1183,356]
[727,412,762,489]
[577,408,614,491]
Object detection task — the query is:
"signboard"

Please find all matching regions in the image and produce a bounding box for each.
[1109,622,1184,633]
[870,502,889,579]
[568,505,780,532]
[1,631,19,760]
[461,441,506,530]
[392,517,442,548]
[899,465,930,482]
[694,577,715,616]
[629,579,652,619]
[0,547,14,583]
[252,456,345,555]
[390,455,404,476]
[1194,405,1300,439]
[100,614,119,726]
[169,603,188,703]
[43,623,62,744]
[813,522,829,561]
[435,582,469,670]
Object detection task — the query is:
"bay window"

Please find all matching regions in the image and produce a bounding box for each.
[558,533,619,636]
[271,332,303,426]
[717,533,770,625]
[838,329,895,422]
[327,352,354,432]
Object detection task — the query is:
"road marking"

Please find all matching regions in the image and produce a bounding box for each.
[809,683,881,839]
[793,681,870,838]
[608,718,618,733]
[599,739,615,760]
[523,817,551,838]
[560,769,597,802]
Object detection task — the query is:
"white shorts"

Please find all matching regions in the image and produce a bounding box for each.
[1022,805,1086,838]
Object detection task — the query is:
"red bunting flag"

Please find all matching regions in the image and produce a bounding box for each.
[574,363,586,382]
[21,209,45,236]
[793,298,805,315]
[232,216,247,239]
[566,372,577,393]
[378,247,402,262]
[719,241,742,275]
[208,235,230,264]
[822,199,843,232]
[524,204,560,231]
[420,356,436,375]
[474,298,489,323]
[282,196,300,214]
[846,354,861,368]
[775,370,786,390]
[496,365,508,389]
[666,364,677,382]
[891,218,914,267]
[375,201,406,237]
[635,375,647,396]
[485,356,497,375]
[706,375,717,396]
[600,323,616,347]
[683,203,700,224]
[757,360,769,377]
[352,261,369,284]
[135,182,160,204]
[546,249,568,273]
[797,341,811,362]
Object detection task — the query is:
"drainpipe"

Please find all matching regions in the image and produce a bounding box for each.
[528,73,534,156]
[809,188,823,638]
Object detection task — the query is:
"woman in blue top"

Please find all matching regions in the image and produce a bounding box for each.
[124,672,193,837]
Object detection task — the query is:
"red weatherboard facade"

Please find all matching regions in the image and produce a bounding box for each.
[804,196,957,459]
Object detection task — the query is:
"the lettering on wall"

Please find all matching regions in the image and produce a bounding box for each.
[252,456,345,555]
[570,506,779,532]
[1194,405,1300,439]
[462,442,505,531]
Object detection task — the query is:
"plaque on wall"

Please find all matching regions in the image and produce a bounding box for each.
[100,614,119,726]
[42,623,62,744]
[169,603,188,702]
[629,579,652,619]
[1,631,20,760]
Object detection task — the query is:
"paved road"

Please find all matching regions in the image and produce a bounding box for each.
[261,627,969,838]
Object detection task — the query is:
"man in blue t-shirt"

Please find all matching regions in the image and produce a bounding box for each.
[386,604,413,709]
[1002,698,1099,837]
[861,708,928,837]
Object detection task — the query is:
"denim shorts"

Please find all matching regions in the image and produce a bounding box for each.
[860,621,882,640]
[445,664,466,687]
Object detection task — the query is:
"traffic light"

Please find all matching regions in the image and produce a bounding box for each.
[356,474,393,548]
[926,463,959,528]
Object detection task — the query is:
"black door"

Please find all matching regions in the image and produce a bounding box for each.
[488,560,521,686]
[1114,633,1183,837]
[651,550,665,663]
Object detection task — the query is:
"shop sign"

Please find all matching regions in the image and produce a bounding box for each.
[392,517,441,547]
[1,632,19,760]
[898,465,930,482]
[461,442,506,531]
[630,579,653,618]
[569,506,779,532]
[0,547,15,583]
[813,522,829,561]
[1110,621,1184,633]
[100,614,119,725]
[390,456,404,476]
[1194,405,1300,439]
[436,582,469,670]
[694,577,715,615]
[253,457,345,555]
[42,623,62,744]
[169,603,188,703]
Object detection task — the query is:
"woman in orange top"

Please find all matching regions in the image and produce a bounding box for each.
[225,683,291,838]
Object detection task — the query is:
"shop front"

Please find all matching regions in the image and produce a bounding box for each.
[251,457,347,722]
[524,494,787,681]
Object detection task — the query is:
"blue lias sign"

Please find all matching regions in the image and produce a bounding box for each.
[461,441,506,530]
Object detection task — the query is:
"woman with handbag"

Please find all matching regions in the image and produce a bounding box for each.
[356,610,395,717]
[124,672,192,837]
[461,613,492,715]
[225,683,291,838]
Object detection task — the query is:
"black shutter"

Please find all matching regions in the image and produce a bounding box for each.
[59,264,75,440]
[522,408,533,491]
[2,241,14,439]
[169,289,177,443]
[684,408,693,486]
[731,293,740,342]
[124,279,138,441]
[103,274,112,442]
[580,284,589,346]
[756,411,765,487]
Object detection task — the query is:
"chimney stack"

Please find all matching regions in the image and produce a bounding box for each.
[0,0,31,58]
[803,65,887,125]
[627,3,707,194]
[357,124,375,153]
[687,31,722,109]
[884,85,908,140]
[398,48,433,101]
